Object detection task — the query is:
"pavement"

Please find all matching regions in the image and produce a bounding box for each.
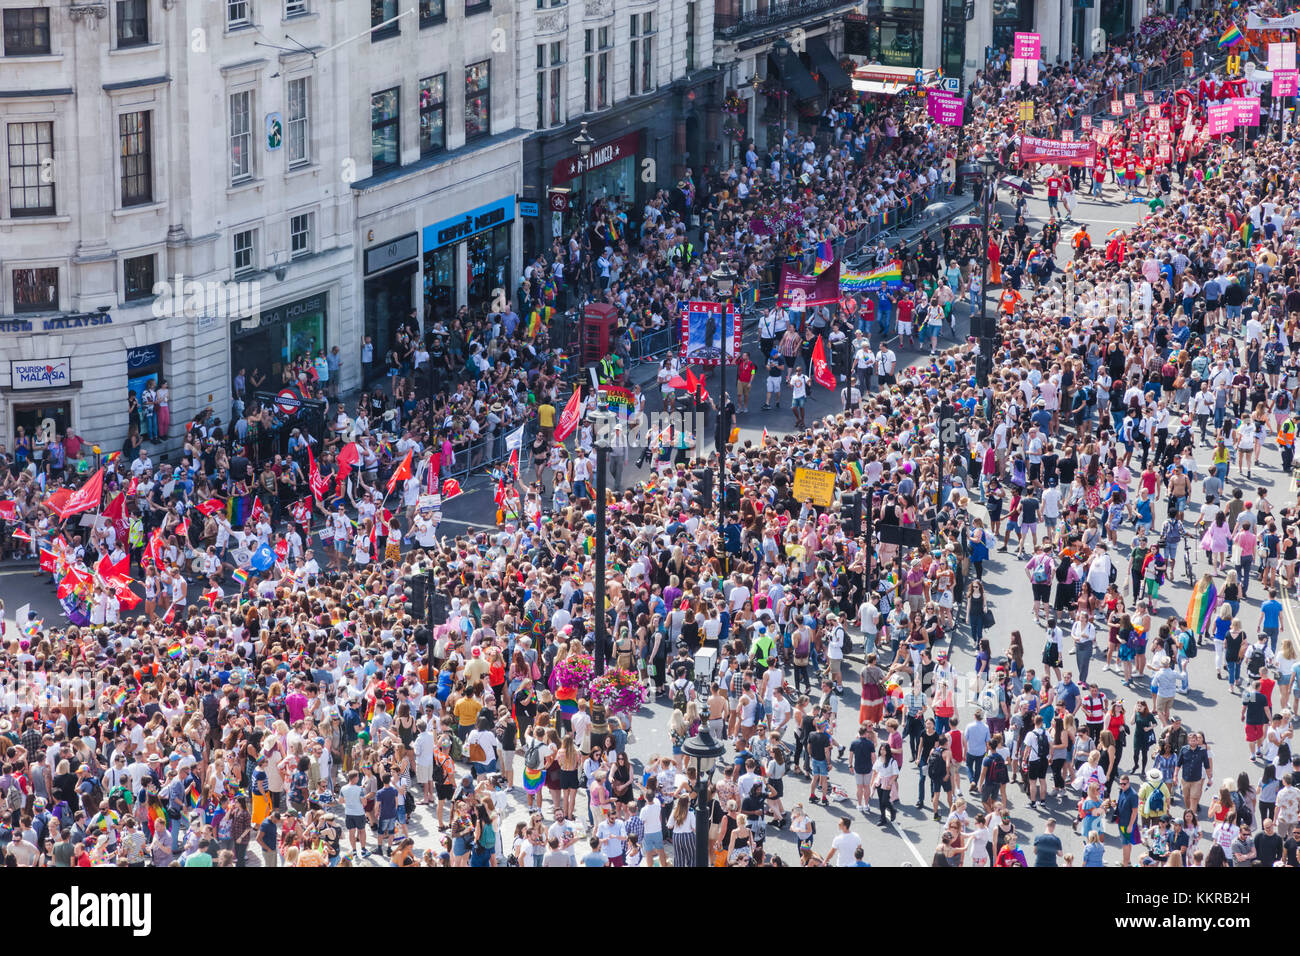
[3,177,1277,867]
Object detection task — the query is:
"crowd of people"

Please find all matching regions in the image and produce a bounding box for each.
[1,0,1300,870]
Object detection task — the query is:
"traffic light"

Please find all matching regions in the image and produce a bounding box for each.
[408,573,427,619]
[725,482,741,511]
[840,492,861,536]
[692,467,714,503]
[428,590,449,626]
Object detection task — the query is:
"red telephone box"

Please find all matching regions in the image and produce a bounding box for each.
[581,302,618,365]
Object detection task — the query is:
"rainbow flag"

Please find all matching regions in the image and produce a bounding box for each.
[813,240,835,275]
[186,783,202,809]
[146,803,167,836]
[20,619,41,637]
[106,451,122,463]
[1218,23,1242,48]
[523,765,545,793]
[842,461,863,488]
[96,810,119,831]
[167,642,183,660]
[232,567,250,586]
[113,689,129,707]
[750,285,761,307]
[1185,578,1219,636]
[582,535,596,555]
[840,261,903,291]
[555,685,579,718]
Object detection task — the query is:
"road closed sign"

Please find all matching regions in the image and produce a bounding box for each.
[792,467,836,507]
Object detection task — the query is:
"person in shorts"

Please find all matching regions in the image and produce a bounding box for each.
[338,769,370,858]
[763,350,783,411]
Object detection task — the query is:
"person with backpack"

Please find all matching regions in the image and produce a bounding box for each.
[1137,767,1171,826]
[978,740,1010,814]
[1242,678,1273,762]
[1021,715,1052,810]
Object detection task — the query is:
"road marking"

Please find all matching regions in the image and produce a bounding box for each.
[887,816,930,865]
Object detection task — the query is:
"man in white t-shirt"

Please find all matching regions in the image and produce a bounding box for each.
[825,817,863,866]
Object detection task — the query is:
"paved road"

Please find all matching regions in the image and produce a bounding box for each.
[2,177,1281,866]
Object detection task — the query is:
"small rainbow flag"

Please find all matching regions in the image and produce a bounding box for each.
[113,689,129,707]
[186,784,202,809]
[146,802,167,836]
[582,535,596,555]
[106,451,122,463]
[843,461,863,488]
[167,642,183,660]
[20,619,41,637]
[555,685,579,718]
[1218,23,1242,48]
[232,568,249,586]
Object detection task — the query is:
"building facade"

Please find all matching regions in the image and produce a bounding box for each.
[514,0,721,261]
[0,0,352,455]
[347,0,525,392]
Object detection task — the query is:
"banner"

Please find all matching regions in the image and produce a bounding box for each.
[1013,32,1040,59]
[1207,102,1234,135]
[1017,136,1097,167]
[1080,114,1092,131]
[1274,69,1299,97]
[1124,92,1136,108]
[678,301,740,366]
[598,385,634,408]
[1270,42,1298,72]
[926,91,964,126]
[778,261,841,309]
[1248,13,1300,31]
[1232,96,1261,126]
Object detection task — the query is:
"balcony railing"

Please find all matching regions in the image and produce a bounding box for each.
[715,0,857,37]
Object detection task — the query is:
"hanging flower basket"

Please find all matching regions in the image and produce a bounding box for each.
[722,92,747,114]
[587,668,649,716]
[554,652,595,695]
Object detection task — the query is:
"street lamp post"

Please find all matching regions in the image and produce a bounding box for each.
[749,72,763,149]
[682,702,726,868]
[593,437,609,677]
[976,153,999,389]
[711,259,737,568]
[572,121,596,237]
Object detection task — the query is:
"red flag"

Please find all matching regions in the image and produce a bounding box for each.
[683,368,710,403]
[274,538,289,561]
[163,603,177,624]
[494,479,507,508]
[44,488,71,516]
[810,336,836,390]
[553,390,583,442]
[386,449,413,495]
[49,468,103,519]
[143,529,165,569]
[126,477,138,497]
[507,448,519,483]
[95,552,129,583]
[174,518,190,540]
[103,493,129,548]
[56,565,91,600]
[248,497,266,527]
[0,500,15,520]
[336,442,360,494]
[38,548,58,573]
[441,478,463,501]
[196,498,224,516]
[114,585,142,610]
[202,589,220,608]
[307,444,331,501]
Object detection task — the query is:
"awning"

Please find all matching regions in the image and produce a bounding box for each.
[851,65,938,96]
[807,37,851,92]
[770,48,821,103]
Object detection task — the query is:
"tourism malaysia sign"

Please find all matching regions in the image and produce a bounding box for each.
[11,358,71,390]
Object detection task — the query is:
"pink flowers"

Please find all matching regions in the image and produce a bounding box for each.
[588,668,648,717]
[554,652,595,694]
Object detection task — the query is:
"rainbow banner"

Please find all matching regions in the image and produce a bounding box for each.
[1219,23,1242,47]
[840,261,903,292]
[232,567,250,586]
[167,642,183,660]
[1185,578,1219,636]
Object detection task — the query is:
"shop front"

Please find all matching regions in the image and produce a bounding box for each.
[6,357,77,451]
[991,0,1035,57]
[362,232,419,389]
[549,129,640,240]
[229,291,329,391]
[421,195,515,323]
[126,343,165,408]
